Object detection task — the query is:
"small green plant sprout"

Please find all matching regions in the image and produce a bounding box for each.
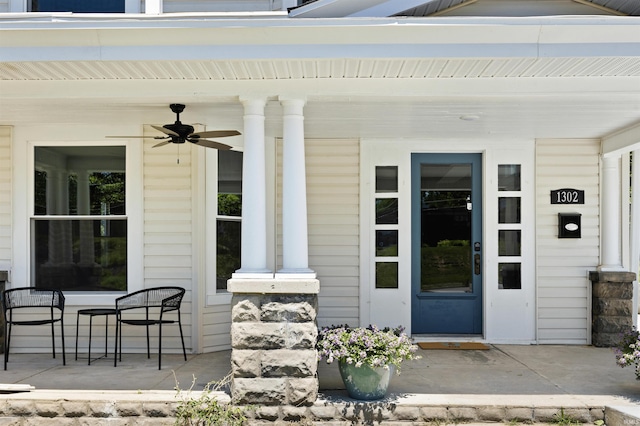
[174,372,249,426]
[553,408,582,426]
[593,420,605,426]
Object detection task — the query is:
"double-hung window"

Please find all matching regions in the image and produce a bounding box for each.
[32,146,127,292]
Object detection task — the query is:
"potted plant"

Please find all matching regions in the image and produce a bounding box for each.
[613,327,640,380]
[317,324,420,400]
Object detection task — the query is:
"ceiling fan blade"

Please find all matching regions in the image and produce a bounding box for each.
[106,135,169,140]
[153,140,172,148]
[151,124,179,137]
[192,130,241,139]
[191,139,233,150]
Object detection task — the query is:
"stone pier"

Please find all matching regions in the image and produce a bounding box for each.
[228,279,319,406]
[590,271,637,347]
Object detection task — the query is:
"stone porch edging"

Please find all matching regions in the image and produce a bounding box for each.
[0,389,622,425]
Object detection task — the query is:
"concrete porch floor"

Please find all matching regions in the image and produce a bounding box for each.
[0,344,639,424]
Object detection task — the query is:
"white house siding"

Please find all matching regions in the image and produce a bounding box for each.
[141,125,194,353]
[0,0,8,13]
[200,307,231,351]
[163,0,273,12]
[536,139,600,344]
[0,126,10,272]
[277,139,360,328]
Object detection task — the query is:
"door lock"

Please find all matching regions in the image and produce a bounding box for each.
[474,253,481,275]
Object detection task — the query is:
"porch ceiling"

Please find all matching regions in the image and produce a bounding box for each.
[0,17,639,144]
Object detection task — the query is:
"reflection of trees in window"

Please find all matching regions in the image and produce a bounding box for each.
[422,191,468,210]
[32,147,127,292]
[90,172,125,215]
[218,194,241,217]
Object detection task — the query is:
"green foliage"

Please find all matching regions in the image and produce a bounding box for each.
[174,373,250,426]
[218,194,242,216]
[421,245,471,289]
[552,408,581,426]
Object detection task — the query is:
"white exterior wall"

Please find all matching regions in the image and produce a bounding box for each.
[536,139,600,344]
[163,0,274,12]
[140,124,193,353]
[0,126,10,272]
[277,139,361,328]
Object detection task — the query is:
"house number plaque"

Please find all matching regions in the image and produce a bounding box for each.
[550,188,584,205]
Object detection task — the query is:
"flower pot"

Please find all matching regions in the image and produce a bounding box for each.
[338,361,395,400]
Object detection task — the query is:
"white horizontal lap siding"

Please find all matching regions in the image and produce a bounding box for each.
[277,139,360,328]
[0,127,10,269]
[143,126,193,353]
[536,139,600,344]
[201,307,231,351]
[163,0,272,12]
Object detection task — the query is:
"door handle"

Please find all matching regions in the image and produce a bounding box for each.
[474,253,481,275]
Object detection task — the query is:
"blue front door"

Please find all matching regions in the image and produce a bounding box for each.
[411,153,482,335]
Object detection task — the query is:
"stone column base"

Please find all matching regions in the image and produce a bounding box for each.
[229,279,319,406]
[589,271,636,347]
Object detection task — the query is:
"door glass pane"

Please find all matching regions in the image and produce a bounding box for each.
[376,230,398,257]
[376,166,398,193]
[420,164,472,293]
[499,263,521,289]
[375,198,398,224]
[498,230,521,256]
[498,165,521,191]
[376,262,398,289]
[498,197,521,223]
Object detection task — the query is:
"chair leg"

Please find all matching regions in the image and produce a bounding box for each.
[75,312,80,361]
[51,318,56,359]
[178,315,187,361]
[158,323,162,370]
[114,316,119,367]
[146,323,151,359]
[60,317,66,366]
[3,321,9,370]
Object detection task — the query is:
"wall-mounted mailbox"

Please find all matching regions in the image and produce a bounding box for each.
[558,213,581,238]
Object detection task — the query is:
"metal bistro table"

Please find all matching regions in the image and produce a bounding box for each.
[75,308,117,365]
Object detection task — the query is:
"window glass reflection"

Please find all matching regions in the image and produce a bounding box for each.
[376,166,398,193]
[499,197,521,224]
[376,230,398,257]
[376,262,398,288]
[499,230,521,256]
[376,198,398,224]
[498,165,521,191]
[499,263,521,289]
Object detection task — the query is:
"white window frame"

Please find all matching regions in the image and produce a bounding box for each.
[13,139,143,306]
[204,148,240,306]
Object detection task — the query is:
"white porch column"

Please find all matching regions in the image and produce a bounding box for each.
[233,97,271,277]
[599,154,624,271]
[277,98,315,278]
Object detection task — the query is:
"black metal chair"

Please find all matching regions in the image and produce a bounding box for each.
[114,286,186,370]
[2,287,66,370]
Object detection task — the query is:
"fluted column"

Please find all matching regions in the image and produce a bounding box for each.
[233,97,271,277]
[277,98,315,278]
[599,155,624,271]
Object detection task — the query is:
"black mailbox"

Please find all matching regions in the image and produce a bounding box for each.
[558,213,581,238]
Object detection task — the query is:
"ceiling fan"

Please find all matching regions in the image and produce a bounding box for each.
[107,104,241,150]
